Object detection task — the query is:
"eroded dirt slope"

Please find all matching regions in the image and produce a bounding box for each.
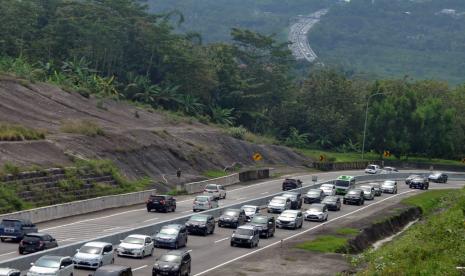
[0,76,309,190]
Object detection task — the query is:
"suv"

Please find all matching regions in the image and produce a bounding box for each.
[282,178,302,191]
[203,184,226,200]
[303,189,325,204]
[343,189,365,205]
[193,195,218,212]
[0,219,37,242]
[146,195,176,213]
[249,215,275,238]
[267,196,291,213]
[321,196,341,211]
[0,268,20,276]
[154,224,188,249]
[185,214,215,236]
[276,210,304,230]
[94,265,133,276]
[281,192,303,209]
[218,209,246,228]
[153,250,191,276]
[19,233,58,254]
[230,225,260,248]
[365,164,381,174]
[405,174,420,185]
[28,255,74,276]
[410,177,429,190]
[73,241,114,269]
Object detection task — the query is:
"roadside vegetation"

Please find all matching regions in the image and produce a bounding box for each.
[60,120,105,137]
[202,170,229,179]
[0,122,45,141]
[354,188,465,275]
[296,235,350,253]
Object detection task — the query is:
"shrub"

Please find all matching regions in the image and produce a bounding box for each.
[60,120,104,137]
[226,126,248,140]
[0,123,46,141]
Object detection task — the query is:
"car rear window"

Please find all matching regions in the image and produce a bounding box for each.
[196,197,208,202]
[205,184,218,190]
[23,235,41,242]
[149,195,165,201]
[1,220,21,228]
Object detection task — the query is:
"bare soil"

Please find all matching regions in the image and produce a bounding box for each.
[0,76,309,191]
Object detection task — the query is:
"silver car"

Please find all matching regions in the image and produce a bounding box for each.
[359,185,375,200]
[319,184,336,196]
[0,268,20,276]
[73,241,114,269]
[276,210,304,230]
[381,180,398,194]
[267,196,291,214]
[193,195,218,212]
[117,234,154,258]
[240,205,260,222]
[368,182,382,196]
[203,184,226,200]
[28,256,74,276]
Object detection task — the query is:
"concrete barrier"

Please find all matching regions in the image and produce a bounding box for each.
[184,173,240,194]
[0,189,157,224]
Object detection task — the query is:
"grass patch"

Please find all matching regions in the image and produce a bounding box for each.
[0,122,45,141]
[202,170,229,179]
[336,227,359,236]
[60,120,104,137]
[295,235,349,253]
[401,189,456,216]
[167,189,188,196]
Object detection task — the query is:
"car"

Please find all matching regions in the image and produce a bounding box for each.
[19,233,58,254]
[0,219,37,242]
[304,203,329,222]
[203,184,226,200]
[409,177,429,190]
[152,250,191,276]
[94,265,133,276]
[240,205,260,221]
[267,196,291,213]
[343,189,365,205]
[319,184,336,196]
[154,224,188,249]
[428,172,448,183]
[281,192,303,209]
[381,180,398,194]
[405,174,421,185]
[0,268,20,276]
[73,241,114,269]
[321,196,342,211]
[27,255,74,276]
[230,225,260,248]
[193,195,218,212]
[248,214,275,238]
[365,164,381,174]
[146,195,176,213]
[282,178,302,191]
[276,210,304,230]
[367,182,382,196]
[380,166,398,174]
[303,189,325,204]
[116,234,154,259]
[218,209,246,228]
[359,185,375,200]
[185,214,215,236]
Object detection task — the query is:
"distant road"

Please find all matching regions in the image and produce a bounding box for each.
[288,9,329,62]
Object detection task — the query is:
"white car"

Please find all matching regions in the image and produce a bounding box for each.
[359,185,375,200]
[380,166,398,174]
[365,164,381,174]
[319,184,336,196]
[267,196,291,214]
[304,203,329,222]
[241,205,260,221]
[203,184,226,200]
[73,241,114,269]
[193,195,219,212]
[381,180,398,194]
[27,256,74,276]
[117,234,154,258]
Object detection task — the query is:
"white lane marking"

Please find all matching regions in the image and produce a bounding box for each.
[214,237,229,243]
[194,190,416,276]
[236,197,245,201]
[103,227,122,232]
[182,210,192,214]
[133,265,148,271]
[58,238,75,242]
[0,251,16,257]
[260,192,269,195]
[143,218,160,223]
[187,249,193,253]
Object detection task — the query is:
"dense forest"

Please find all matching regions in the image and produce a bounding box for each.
[0,0,464,159]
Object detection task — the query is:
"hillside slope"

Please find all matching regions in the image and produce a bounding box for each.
[0,76,308,190]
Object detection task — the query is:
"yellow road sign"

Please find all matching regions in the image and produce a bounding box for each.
[383,150,391,158]
[319,155,326,162]
[253,153,263,161]
[462,158,465,164]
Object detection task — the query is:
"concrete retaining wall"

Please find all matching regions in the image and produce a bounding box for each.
[0,189,157,224]
[184,173,240,194]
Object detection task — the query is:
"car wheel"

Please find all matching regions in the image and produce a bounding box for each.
[141,251,145,259]
[147,208,151,212]
[174,242,179,249]
[150,247,154,256]
[99,261,103,268]
[230,242,235,247]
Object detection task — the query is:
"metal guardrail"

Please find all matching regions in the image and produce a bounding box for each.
[1,172,463,270]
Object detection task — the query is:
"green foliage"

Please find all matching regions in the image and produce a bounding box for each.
[226,126,248,140]
[2,162,20,176]
[295,235,349,253]
[402,189,456,216]
[203,170,229,179]
[210,106,235,126]
[167,189,188,196]
[284,127,309,148]
[0,184,28,213]
[0,122,46,141]
[60,120,104,137]
[336,227,359,236]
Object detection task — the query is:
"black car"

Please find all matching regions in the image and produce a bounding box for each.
[218,209,246,228]
[303,189,325,204]
[146,195,176,213]
[248,214,275,238]
[18,233,58,254]
[153,249,191,276]
[185,214,215,236]
[154,224,188,249]
[230,225,260,248]
[405,174,420,185]
[321,196,342,211]
[95,265,133,276]
[282,178,302,191]
[281,192,303,209]
[428,172,448,183]
[409,177,429,190]
[343,189,365,206]
[0,219,37,242]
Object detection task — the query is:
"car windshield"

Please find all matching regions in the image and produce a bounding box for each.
[307,190,320,195]
[322,197,336,203]
[159,254,181,263]
[236,228,254,236]
[190,215,207,222]
[1,220,20,228]
[123,237,144,245]
[367,165,376,170]
[347,190,359,195]
[35,257,60,268]
[149,196,165,201]
[196,197,208,202]
[280,212,296,218]
[383,182,395,186]
[361,187,371,192]
[224,210,239,216]
[308,206,324,212]
[270,198,285,204]
[282,194,296,199]
[242,206,256,212]
[251,216,268,224]
[159,228,178,236]
[335,180,350,187]
[321,185,332,189]
[205,184,218,190]
[79,246,102,254]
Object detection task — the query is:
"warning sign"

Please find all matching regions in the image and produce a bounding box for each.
[252,153,263,161]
